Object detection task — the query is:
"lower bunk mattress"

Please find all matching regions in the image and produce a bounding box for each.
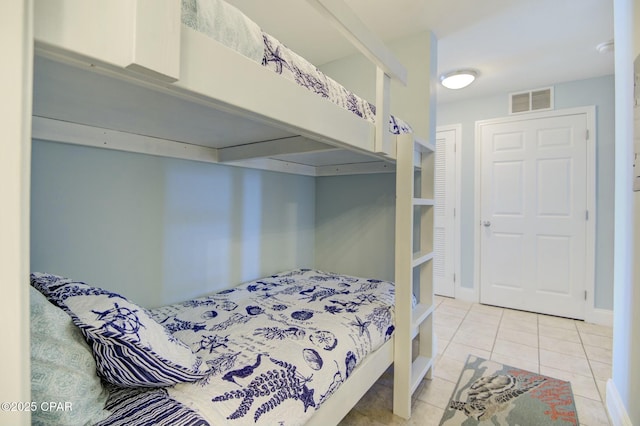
[31,269,397,425]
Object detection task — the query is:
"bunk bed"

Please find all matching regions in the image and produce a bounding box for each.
[25,0,437,424]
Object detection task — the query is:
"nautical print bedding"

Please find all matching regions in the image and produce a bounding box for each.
[144,269,396,425]
[181,0,413,135]
[261,33,413,135]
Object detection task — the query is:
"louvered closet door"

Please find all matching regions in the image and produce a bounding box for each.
[479,113,588,319]
[434,129,456,297]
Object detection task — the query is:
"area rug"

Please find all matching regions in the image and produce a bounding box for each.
[439,355,578,425]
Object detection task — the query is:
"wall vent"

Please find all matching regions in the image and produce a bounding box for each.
[509,87,554,114]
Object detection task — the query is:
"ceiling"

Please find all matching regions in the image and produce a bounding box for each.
[226,0,615,104]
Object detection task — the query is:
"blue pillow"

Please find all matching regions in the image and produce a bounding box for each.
[30,287,112,425]
[31,273,209,387]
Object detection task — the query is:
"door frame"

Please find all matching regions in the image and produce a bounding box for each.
[474,106,596,319]
[435,124,462,298]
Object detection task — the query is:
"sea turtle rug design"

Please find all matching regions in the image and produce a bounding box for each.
[440,355,578,425]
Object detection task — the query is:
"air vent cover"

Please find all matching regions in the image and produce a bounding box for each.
[509,87,553,114]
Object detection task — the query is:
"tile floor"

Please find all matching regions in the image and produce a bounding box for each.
[339,296,613,426]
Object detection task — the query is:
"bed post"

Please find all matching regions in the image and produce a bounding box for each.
[393,133,435,419]
[375,67,393,155]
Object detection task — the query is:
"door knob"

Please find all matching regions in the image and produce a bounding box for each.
[483,221,491,227]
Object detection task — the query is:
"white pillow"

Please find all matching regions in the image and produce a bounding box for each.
[31,273,210,387]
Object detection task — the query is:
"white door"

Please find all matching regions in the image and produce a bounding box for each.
[434,127,458,297]
[479,113,588,319]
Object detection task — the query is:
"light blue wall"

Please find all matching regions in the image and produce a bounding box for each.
[30,140,315,308]
[437,75,615,310]
[315,173,396,281]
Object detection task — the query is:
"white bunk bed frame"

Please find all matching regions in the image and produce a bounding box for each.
[4,0,435,423]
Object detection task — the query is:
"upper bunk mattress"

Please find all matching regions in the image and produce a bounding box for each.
[181,0,413,135]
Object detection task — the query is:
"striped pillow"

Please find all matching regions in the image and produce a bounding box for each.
[31,273,209,387]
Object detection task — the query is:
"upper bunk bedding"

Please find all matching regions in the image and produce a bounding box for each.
[181,0,413,136]
[31,269,397,425]
[33,0,424,171]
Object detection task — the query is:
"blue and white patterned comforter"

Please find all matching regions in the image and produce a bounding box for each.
[146,269,396,425]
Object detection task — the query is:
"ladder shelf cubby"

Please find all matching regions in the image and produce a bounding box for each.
[393,133,436,419]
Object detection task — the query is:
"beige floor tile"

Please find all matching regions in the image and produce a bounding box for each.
[500,318,538,334]
[435,304,469,319]
[538,314,579,330]
[341,383,398,425]
[463,310,502,326]
[457,320,499,338]
[469,303,504,318]
[442,341,491,363]
[434,324,458,342]
[433,312,464,328]
[584,344,613,364]
[438,298,473,311]
[538,323,581,343]
[434,356,465,383]
[406,401,445,426]
[580,332,613,351]
[492,339,539,364]
[339,409,391,426]
[574,395,611,426]
[502,308,538,322]
[539,335,587,358]
[576,321,613,338]
[588,359,612,381]
[539,365,601,401]
[496,327,538,348]
[413,377,456,409]
[489,352,539,374]
[451,329,496,352]
[539,349,592,376]
[436,338,449,355]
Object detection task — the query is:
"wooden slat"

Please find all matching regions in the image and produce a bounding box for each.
[218,136,336,162]
[410,356,434,394]
[315,161,395,176]
[413,197,435,206]
[412,303,434,329]
[375,67,393,156]
[412,251,434,268]
[32,116,219,163]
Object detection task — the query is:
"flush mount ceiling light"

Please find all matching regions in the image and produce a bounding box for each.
[596,39,614,54]
[440,70,477,89]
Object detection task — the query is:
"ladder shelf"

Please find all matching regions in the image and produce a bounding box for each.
[393,133,435,419]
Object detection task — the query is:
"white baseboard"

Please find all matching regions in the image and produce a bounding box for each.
[606,379,632,426]
[586,308,614,327]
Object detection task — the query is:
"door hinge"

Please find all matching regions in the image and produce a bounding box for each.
[584,290,587,300]
[453,273,456,283]
[585,210,589,220]
[453,208,456,218]
[586,129,590,140]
